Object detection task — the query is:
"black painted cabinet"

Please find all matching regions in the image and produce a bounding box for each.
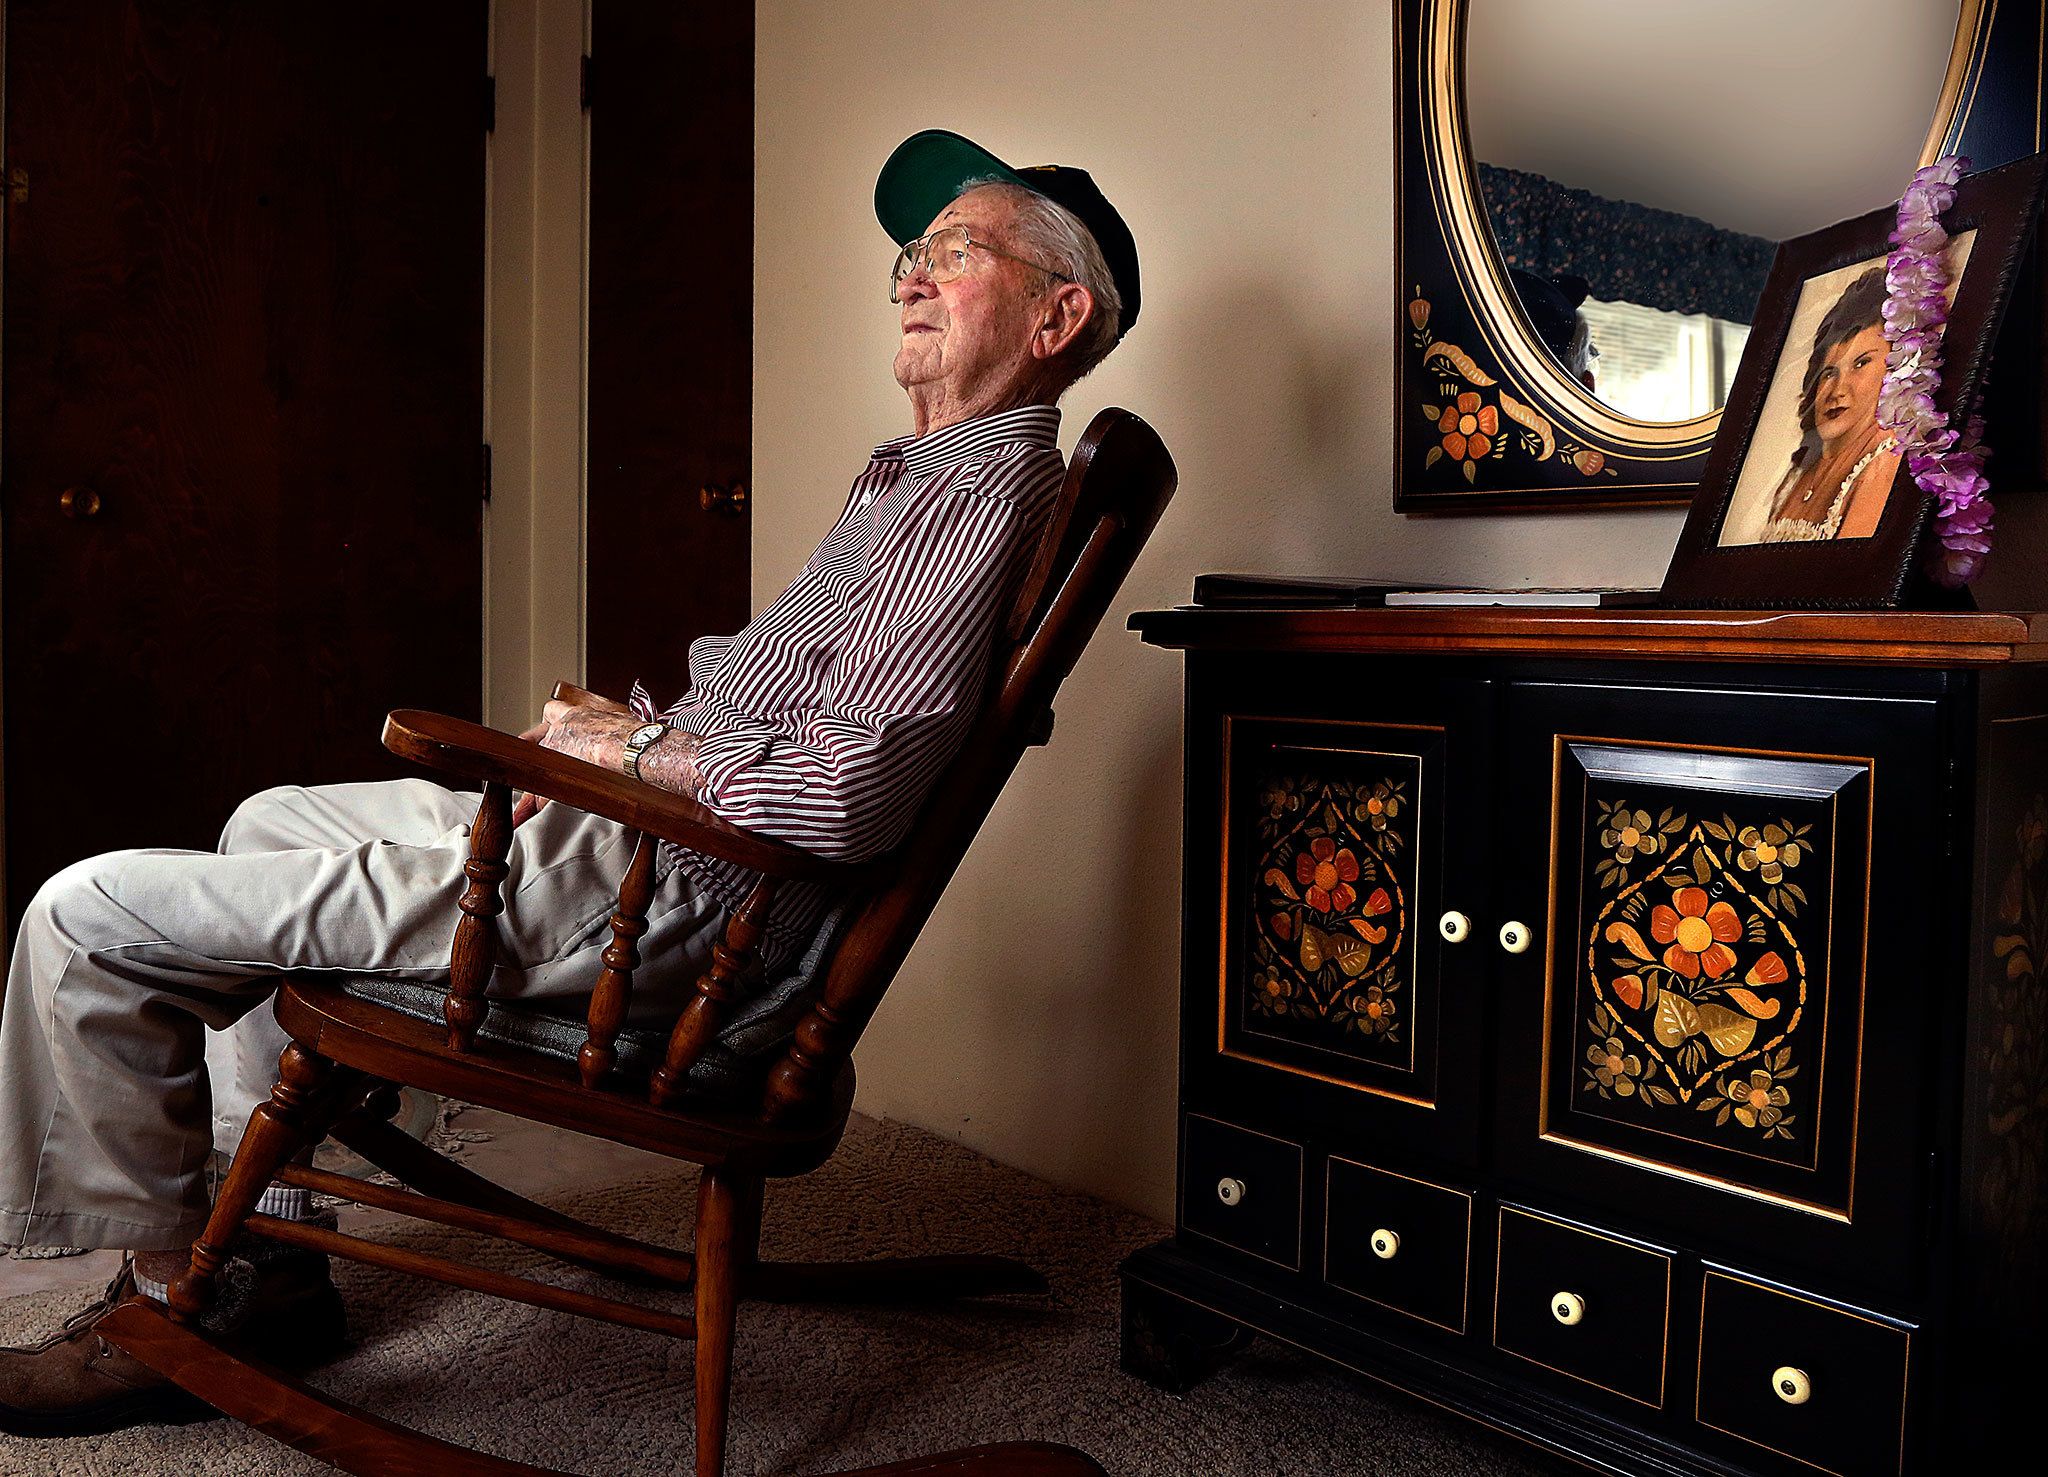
[1122,607,2048,1477]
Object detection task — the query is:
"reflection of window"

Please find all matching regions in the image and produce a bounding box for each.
[1576,297,1749,421]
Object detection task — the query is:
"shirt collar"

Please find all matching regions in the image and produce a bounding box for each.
[872,404,1062,477]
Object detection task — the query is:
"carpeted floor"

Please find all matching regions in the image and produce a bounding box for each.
[0,1115,1557,1476]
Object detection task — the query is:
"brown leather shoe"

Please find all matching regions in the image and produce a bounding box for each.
[0,1248,347,1438]
[0,1261,213,1437]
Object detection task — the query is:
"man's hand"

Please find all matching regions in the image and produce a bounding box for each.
[534,699,640,767]
[555,687,634,718]
[511,696,642,826]
[510,700,707,826]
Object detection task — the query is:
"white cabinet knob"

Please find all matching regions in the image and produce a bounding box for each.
[1216,1176,1247,1208]
[1499,920,1533,955]
[1550,1291,1586,1326]
[1771,1366,1811,1405]
[1370,1228,1400,1260]
[1439,911,1472,943]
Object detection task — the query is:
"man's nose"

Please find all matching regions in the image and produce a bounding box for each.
[896,263,938,303]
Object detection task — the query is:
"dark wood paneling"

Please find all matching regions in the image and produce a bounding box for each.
[1122,608,2048,1472]
[2,0,486,913]
[1182,658,1496,1172]
[585,1,752,704]
[1499,678,1936,1295]
[1129,605,2048,665]
[1696,1269,1913,1477]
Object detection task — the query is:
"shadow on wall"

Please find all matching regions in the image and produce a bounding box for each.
[964,705,1187,1164]
[941,271,1390,1211]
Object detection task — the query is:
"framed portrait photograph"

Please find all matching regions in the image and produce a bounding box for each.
[1661,153,2048,609]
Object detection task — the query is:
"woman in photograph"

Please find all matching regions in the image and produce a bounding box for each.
[1758,265,1900,542]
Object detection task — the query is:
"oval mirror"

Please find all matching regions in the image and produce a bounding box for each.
[1464,0,1962,426]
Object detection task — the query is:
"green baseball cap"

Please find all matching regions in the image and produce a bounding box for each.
[874,129,1141,337]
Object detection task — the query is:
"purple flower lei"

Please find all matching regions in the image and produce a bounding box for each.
[1877,155,1990,588]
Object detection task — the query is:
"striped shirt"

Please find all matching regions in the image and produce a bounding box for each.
[629,403,1066,971]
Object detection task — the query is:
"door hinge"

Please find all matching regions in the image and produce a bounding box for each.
[481,443,493,505]
[7,166,27,205]
[483,74,497,134]
[580,54,592,111]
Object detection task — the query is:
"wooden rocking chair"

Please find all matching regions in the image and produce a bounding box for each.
[98,408,1176,1477]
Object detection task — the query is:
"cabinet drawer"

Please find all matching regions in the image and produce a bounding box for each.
[1180,1114,1303,1269]
[1695,1270,1913,1477]
[1492,1206,1671,1408]
[1324,1156,1471,1333]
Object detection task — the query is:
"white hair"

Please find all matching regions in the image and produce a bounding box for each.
[956,176,1123,384]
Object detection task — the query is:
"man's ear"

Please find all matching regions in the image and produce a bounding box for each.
[1031,284,1095,362]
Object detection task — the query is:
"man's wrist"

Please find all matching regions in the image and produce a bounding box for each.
[636,727,708,801]
[620,720,669,780]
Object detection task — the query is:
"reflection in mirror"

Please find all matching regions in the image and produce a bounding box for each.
[1466,0,1961,424]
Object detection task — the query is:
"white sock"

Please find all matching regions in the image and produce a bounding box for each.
[252,1183,314,1221]
[129,1182,319,1302]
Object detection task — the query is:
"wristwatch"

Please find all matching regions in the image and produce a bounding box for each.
[621,721,668,781]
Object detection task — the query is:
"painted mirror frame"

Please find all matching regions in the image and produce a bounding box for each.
[1392,0,2041,514]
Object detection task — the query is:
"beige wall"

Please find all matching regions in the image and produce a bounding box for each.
[755,1,1691,1221]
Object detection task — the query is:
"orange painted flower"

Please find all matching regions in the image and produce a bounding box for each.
[1295,835,1360,914]
[1649,886,1742,979]
[1437,391,1498,462]
[1408,297,1431,332]
[1572,447,1605,476]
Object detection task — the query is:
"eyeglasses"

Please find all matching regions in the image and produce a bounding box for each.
[889,226,1073,303]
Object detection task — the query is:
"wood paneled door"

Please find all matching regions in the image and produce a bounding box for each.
[1,0,488,923]
[585,0,753,705]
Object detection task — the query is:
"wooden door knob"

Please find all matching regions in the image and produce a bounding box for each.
[59,486,102,519]
[699,481,748,517]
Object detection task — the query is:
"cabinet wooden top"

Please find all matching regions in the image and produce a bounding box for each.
[1128,606,2048,667]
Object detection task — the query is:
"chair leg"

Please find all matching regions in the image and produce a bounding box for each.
[693,1167,762,1477]
[168,1043,342,1322]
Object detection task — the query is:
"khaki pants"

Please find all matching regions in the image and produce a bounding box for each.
[0,779,729,1251]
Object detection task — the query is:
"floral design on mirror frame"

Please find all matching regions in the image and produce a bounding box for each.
[1246,770,1413,1060]
[1575,797,1825,1162]
[1408,292,1616,485]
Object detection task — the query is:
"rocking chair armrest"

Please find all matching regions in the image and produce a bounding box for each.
[381,709,859,882]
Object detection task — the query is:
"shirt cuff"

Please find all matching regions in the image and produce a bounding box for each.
[691,727,808,810]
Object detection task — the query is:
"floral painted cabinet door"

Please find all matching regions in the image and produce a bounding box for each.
[1195,681,1493,1163]
[1497,679,1941,1290]
[1548,742,1864,1204]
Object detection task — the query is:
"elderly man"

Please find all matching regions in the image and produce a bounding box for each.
[0,128,1139,1437]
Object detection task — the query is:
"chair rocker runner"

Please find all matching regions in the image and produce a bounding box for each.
[98,408,1176,1477]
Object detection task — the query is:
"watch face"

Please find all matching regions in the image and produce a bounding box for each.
[630,722,667,747]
